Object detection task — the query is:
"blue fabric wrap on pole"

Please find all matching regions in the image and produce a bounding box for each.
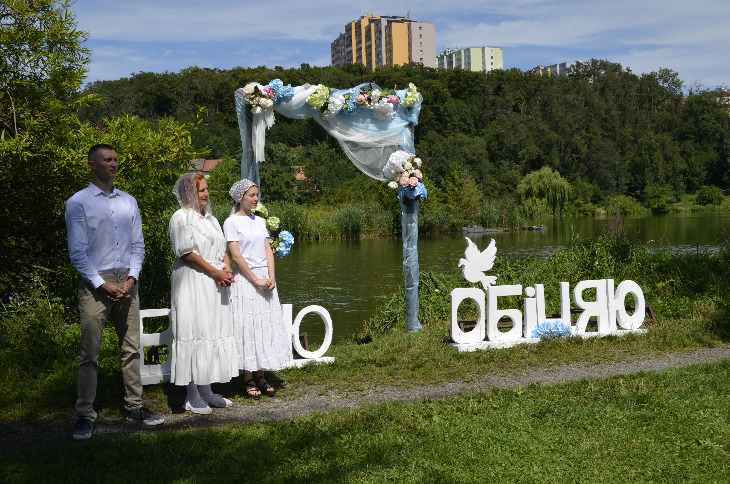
[400,197,422,333]
[234,93,259,188]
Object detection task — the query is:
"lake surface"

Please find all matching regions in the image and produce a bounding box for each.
[276,212,730,344]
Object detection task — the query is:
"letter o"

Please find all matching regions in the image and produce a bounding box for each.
[615,280,645,330]
[292,305,333,359]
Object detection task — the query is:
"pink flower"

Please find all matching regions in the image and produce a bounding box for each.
[409,177,418,187]
[387,94,400,105]
[413,169,423,180]
[357,94,368,105]
[262,87,276,99]
[400,176,410,187]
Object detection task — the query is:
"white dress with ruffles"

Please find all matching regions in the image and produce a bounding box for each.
[169,209,238,385]
[223,214,293,371]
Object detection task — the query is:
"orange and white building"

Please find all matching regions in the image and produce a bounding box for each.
[331,14,436,70]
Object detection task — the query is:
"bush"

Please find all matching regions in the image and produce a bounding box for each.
[644,184,676,213]
[695,185,724,206]
[603,195,647,214]
[0,273,78,371]
[270,202,312,240]
[480,198,524,229]
[333,206,366,238]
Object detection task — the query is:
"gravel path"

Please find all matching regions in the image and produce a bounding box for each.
[3,345,730,446]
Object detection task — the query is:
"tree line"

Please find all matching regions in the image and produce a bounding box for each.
[78,60,730,213]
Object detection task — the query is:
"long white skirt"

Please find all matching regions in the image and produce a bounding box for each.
[230,267,293,371]
[169,259,239,385]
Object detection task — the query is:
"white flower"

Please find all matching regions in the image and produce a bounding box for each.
[325,94,345,116]
[388,181,398,189]
[259,98,274,109]
[383,150,413,178]
[371,89,381,102]
[413,157,422,168]
[373,99,395,120]
[243,84,255,95]
[252,105,263,114]
[404,161,413,170]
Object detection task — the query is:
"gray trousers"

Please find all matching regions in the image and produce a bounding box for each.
[75,273,142,420]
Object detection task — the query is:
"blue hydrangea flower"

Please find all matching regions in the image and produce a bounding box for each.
[267,79,294,105]
[344,87,361,114]
[532,321,573,339]
[280,230,294,245]
[397,182,428,201]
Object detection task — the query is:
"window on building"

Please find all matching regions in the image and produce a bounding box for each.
[419,50,422,55]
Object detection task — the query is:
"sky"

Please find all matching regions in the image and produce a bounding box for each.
[72,0,729,91]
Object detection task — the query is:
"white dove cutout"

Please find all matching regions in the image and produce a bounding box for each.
[458,237,498,289]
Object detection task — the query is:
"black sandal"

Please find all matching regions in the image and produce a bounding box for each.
[255,375,276,397]
[243,379,261,400]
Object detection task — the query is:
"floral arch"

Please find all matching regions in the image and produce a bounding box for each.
[235,79,426,332]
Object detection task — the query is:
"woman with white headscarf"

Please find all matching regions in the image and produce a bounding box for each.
[169,173,238,414]
[224,179,292,399]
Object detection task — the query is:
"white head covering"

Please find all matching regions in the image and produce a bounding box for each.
[173,173,211,215]
[229,178,257,215]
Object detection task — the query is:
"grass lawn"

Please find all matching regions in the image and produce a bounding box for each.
[2,360,730,483]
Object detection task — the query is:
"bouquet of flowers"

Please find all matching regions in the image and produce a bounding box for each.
[241,79,295,114]
[382,150,427,200]
[252,202,294,258]
[241,84,275,114]
[306,83,418,120]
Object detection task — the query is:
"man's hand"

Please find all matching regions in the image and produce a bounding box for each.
[99,282,130,302]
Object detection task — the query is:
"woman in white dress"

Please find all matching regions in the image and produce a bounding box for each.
[224,179,292,399]
[169,173,238,414]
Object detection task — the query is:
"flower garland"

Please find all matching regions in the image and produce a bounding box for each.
[241,79,295,114]
[251,202,294,258]
[306,83,419,120]
[383,150,427,201]
[531,321,573,339]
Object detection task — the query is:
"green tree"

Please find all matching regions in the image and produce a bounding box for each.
[517,166,572,217]
[0,0,92,294]
[441,165,483,229]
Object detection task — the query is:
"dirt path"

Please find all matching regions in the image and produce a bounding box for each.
[3,345,729,446]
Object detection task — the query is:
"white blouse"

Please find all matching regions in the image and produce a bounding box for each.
[223,214,269,269]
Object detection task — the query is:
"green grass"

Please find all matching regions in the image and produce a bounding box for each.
[3,360,730,483]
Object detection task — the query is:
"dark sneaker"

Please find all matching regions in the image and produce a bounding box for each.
[73,418,93,440]
[125,406,165,426]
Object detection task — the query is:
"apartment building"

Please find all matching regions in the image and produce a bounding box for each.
[532,61,583,76]
[331,14,436,70]
[437,46,503,73]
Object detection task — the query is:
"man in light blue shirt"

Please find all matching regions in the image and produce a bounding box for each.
[65,144,164,440]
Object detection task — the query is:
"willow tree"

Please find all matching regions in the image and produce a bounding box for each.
[517,166,572,217]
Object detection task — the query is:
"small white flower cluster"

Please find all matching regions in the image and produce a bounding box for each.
[323,94,346,117]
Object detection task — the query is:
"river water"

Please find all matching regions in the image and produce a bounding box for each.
[276,212,730,344]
